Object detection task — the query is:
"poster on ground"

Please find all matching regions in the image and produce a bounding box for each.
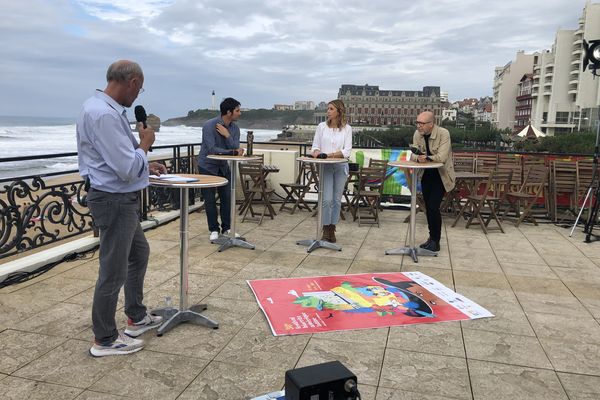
[248,272,493,336]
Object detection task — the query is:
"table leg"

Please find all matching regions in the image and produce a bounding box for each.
[297,163,342,253]
[213,159,256,251]
[386,168,437,262]
[152,187,219,335]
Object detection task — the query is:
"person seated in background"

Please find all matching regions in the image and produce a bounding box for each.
[311,99,353,243]
[197,97,245,242]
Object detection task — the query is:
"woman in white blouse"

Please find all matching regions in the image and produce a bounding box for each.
[311,99,352,243]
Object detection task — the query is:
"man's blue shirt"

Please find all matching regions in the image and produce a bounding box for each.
[198,116,240,175]
[76,90,148,193]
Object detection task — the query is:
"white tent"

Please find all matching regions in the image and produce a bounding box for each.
[516,124,546,138]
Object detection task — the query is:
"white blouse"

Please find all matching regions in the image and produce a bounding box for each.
[311,122,353,158]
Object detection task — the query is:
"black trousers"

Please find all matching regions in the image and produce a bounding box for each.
[421,169,446,242]
[198,166,231,233]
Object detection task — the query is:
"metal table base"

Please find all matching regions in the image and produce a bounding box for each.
[385,163,440,263]
[152,304,218,336]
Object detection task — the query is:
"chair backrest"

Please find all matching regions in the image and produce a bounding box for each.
[475,153,498,173]
[576,159,593,196]
[520,165,547,195]
[552,160,577,193]
[453,154,475,173]
[366,159,388,187]
[239,163,267,192]
[491,168,514,200]
[247,154,265,165]
[302,162,318,189]
[357,167,386,193]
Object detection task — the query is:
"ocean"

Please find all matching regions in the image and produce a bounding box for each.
[0,116,280,179]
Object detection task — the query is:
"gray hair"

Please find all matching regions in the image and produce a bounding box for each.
[106,60,143,83]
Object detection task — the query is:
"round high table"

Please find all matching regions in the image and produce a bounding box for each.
[385,160,443,263]
[296,156,348,253]
[149,174,227,336]
[207,154,260,252]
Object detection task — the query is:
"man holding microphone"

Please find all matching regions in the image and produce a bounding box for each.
[77,60,166,357]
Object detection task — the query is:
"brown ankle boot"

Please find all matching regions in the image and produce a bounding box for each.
[329,224,337,243]
[321,225,330,241]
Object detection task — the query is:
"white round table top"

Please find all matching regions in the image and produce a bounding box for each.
[388,160,443,169]
[149,174,228,188]
[296,156,349,164]
[207,155,261,161]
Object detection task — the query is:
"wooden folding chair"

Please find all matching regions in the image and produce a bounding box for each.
[238,163,276,224]
[452,169,511,234]
[576,159,594,218]
[501,165,547,226]
[552,160,577,222]
[279,161,315,214]
[352,166,386,226]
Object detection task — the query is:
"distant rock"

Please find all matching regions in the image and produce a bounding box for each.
[147,114,161,132]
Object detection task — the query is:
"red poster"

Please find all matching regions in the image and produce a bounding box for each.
[248,272,493,336]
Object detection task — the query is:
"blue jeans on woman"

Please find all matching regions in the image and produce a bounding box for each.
[320,163,347,225]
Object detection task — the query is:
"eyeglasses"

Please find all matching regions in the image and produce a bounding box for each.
[139,87,145,94]
[416,120,431,126]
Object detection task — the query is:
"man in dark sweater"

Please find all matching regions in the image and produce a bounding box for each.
[197,97,245,241]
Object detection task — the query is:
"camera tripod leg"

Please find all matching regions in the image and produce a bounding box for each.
[570,186,593,237]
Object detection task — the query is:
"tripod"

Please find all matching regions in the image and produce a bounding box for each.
[570,108,600,241]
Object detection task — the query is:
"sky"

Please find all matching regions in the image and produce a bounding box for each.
[0,0,593,119]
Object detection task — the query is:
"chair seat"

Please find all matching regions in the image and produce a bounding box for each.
[358,190,380,197]
[280,183,306,189]
[507,192,535,199]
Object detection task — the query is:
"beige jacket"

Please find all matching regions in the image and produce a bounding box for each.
[410,125,456,192]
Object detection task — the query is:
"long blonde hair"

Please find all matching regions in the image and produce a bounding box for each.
[327,99,347,129]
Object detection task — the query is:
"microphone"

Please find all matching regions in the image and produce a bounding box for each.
[134,105,147,129]
[134,105,152,151]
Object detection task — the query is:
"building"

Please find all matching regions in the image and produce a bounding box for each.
[337,84,442,125]
[273,104,294,111]
[493,3,600,135]
[514,74,534,133]
[492,51,538,130]
[442,109,457,122]
[294,101,315,111]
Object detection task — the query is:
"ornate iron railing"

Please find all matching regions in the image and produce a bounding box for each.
[0,141,312,259]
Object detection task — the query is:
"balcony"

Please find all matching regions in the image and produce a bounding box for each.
[570,69,580,76]
[573,39,583,46]
[568,89,578,95]
[571,59,581,66]
[572,48,582,56]
[543,91,552,96]
[544,72,553,78]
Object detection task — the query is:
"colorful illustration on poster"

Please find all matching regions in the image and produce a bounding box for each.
[248,272,494,336]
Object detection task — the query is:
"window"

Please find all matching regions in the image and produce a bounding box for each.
[556,112,569,124]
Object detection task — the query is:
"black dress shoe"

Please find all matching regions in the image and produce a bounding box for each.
[423,240,440,252]
[419,239,432,249]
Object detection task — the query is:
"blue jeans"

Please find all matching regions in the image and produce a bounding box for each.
[87,189,149,345]
[320,163,347,225]
[198,166,231,233]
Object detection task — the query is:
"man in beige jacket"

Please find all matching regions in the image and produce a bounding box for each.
[410,111,455,252]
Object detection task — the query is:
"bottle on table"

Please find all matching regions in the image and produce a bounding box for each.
[247,130,254,156]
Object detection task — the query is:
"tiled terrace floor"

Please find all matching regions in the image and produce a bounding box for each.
[1,208,600,399]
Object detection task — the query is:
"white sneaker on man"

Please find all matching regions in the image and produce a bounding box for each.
[209,231,220,241]
[224,230,241,238]
[124,312,163,337]
[89,333,144,357]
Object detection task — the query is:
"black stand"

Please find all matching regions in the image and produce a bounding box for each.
[572,108,600,242]
[584,110,600,242]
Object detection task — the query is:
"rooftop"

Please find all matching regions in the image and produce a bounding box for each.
[1,209,599,399]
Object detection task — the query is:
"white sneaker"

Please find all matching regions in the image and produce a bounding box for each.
[209,231,220,241]
[124,312,163,337]
[89,333,144,357]
[224,230,241,238]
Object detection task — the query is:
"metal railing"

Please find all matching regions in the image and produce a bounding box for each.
[0,141,313,259]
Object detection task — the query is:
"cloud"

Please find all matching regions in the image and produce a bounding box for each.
[0,0,593,119]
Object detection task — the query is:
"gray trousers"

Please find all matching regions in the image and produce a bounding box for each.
[87,189,149,345]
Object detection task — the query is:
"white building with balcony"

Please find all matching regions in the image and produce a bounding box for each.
[492,51,538,130]
[529,2,600,135]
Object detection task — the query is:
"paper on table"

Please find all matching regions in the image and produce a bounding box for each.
[149,174,199,182]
